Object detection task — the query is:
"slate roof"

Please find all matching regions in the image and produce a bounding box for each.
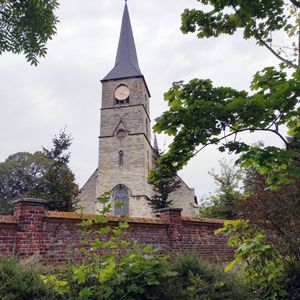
[102,2,143,81]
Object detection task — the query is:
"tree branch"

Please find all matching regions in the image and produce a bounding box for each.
[257,37,297,68]
[0,9,12,23]
[231,4,297,68]
[289,0,300,8]
[191,127,289,158]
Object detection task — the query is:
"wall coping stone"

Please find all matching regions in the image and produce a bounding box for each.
[12,198,49,205]
[45,211,167,225]
[157,207,183,213]
[182,216,224,224]
[0,215,17,224]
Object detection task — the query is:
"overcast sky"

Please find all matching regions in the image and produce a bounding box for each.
[0,0,282,200]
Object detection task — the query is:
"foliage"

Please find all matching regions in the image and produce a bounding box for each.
[0,151,50,214]
[0,130,79,213]
[199,159,243,219]
[0,197,12,215]
[216,220,287,299]
[41,130,79,211]
[0,256,59,300]
[0,0,59,65]
[235,171,300,299]
[180,0,300,68]
[239,172,300,263]
[150,66,300,188]
[147,177,181,210]
[45,193,174,299]
[161,253,254,300]
[149,0,300,193]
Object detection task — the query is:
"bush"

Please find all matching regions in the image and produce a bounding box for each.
[0,256,60,300]
[57,246,173,300]
[216,220,289,299]
[162,254,256,300]
[41,193,174,299]
[39,193,255,299]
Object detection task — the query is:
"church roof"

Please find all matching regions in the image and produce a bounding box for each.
[102,2,143,81]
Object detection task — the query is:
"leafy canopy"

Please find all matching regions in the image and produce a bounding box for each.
[150,66,300,186]
[181,0,300,68]
[0,0,59,65]
[199,160,243,219]
[149,0,300,189]
[0,130,79,213]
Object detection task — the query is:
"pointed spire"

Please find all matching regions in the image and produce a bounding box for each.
[102,2,143,81]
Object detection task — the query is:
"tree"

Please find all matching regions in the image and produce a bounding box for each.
[147,2,300,296]
[0,0,59,65]
[199,160,243,219]
[0,130,79,214]
[180,0,300,68]
[147,178,181,211]
[42,130,79,211]
[149,0,300,190]
[0,151,50,214]
[147,3,300,293]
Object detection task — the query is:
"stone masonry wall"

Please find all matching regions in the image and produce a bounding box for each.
[0,199,233,264]
[78,169,98,213]
[169,177,199,217]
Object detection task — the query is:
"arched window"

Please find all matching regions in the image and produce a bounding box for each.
[119,150,124,166]
[113,185,129,216]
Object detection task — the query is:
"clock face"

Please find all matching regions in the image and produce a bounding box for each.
[114,85,130,101]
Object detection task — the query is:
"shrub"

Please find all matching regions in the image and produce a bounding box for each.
[0,256,59,300]
[43,193,174,299]
[216,220,288,299]
[162,254,255,300]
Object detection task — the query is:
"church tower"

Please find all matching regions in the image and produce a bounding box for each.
[79,2,199,218]
[95,2,153,217]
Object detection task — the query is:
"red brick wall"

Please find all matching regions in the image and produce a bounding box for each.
[0,223,16,256]
[0,199,233,263]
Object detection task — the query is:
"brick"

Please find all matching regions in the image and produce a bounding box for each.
[0,200,233,263]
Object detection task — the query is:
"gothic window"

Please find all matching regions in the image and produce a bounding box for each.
[119,150,124,166]
[113,185,129,216]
